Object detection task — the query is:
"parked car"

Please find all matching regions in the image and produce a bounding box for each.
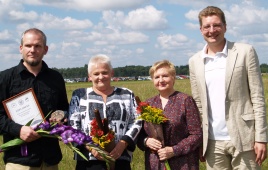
[65,79,75,83]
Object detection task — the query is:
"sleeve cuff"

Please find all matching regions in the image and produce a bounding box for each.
[121,135,135,152]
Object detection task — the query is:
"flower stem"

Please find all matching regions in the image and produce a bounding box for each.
[164,160,171,170]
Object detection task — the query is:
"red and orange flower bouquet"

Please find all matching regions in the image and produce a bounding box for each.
[90,109,116,170]
[90,111,115,151]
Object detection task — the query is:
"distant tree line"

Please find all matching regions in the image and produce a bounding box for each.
[51,63,268,79]
[0,63,267,78]
[114,65,189,77]
[1,64,267,79]
[261,63,268,73]
[52,64,89,79]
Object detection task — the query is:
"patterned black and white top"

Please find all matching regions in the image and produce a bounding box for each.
[68,87,142,162]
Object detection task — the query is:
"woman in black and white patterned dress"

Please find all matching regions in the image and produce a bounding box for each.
[68,54,142,170]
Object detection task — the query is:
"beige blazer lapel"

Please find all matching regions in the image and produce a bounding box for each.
[196,55,206,97]
[225,42,238,93]
[194,54,209,155]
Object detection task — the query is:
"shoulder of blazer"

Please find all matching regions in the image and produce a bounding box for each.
[227,41,253,52]
[189,50,202,62]
[227,41,235,50]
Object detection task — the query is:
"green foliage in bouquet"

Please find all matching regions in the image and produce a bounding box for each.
[136,102,168,124]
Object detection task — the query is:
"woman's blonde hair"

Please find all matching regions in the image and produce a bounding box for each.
[149,60,176,79]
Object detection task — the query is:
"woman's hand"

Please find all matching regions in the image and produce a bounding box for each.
[86,146,105,161]
[157,146,174,161]
[199,147,206,162]
[110,140,127,160]
[145,138,162,151]
[49,110,66,124]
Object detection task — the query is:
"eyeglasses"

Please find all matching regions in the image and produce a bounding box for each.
[201,23,224,32]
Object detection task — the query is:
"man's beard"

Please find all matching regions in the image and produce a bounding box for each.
[24,59,41,67]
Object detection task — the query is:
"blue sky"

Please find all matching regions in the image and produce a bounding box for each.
[1,0,268,71]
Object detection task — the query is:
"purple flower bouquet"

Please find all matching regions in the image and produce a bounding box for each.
[0,113,115,166]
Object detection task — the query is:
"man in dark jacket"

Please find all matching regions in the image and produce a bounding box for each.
[0,28,69,170]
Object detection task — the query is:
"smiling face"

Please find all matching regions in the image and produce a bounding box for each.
[200,15,226,47]
[20,32,48,68]
[152,66,175,93]
[89,63,113,91]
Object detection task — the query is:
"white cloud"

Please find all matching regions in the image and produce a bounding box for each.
[9,10,38,21]
[73,0,147,11]
[75,30,149,45]
[109,31,149,44]
[226,4,265,25]
[0,44,17,55]
[84,46,137,67]
[156,33,189,50]
[48,43,57,52]
[185,22,199,30]
[118,49,132,56]
[16,23,32,33]
[86,46,120,58]
[0,0,23,20]
[102,6,168,31]
[185,9,199,21]
[124,6,168,30]
[102,11,125,31]
[21,0,149,11]
[86,47,102,54]
[0,30,12,40]
[157,0,221,8]
[61,41,81,55]
[35,13,93,30]
[136,48,144,54]
[225,3,268,36]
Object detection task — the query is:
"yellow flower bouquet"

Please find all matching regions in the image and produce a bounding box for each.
[135,96,171,170]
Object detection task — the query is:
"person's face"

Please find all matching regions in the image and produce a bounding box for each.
[153,67,175,93]
[200,15,226,46]
[89,63,113,90]
[20,32,48,67]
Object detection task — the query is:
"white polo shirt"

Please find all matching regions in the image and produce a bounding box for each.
[202,42,231,140]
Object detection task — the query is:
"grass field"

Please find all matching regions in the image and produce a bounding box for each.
[1,76,268,169]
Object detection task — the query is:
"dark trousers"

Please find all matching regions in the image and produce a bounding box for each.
[76,160,131,170]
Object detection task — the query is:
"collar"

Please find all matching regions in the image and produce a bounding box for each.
[201,40,228,59]
[17,59,49,74]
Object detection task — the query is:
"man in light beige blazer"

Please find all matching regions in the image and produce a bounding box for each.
[189,6,267,170]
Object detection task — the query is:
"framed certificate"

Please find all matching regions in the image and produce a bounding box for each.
[2,88,45,127]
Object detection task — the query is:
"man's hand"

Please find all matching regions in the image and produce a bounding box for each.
[20,126,40,142]
[254,142,267,166]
